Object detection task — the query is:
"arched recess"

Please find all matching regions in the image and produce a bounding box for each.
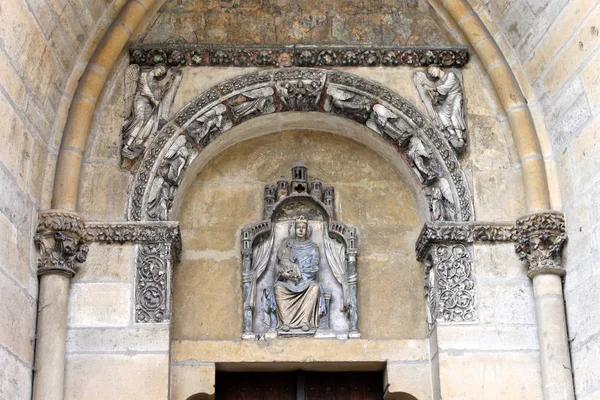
[126,68,473,224]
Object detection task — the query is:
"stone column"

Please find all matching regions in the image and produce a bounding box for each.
[32,211,88,400]
[515,212,575,400]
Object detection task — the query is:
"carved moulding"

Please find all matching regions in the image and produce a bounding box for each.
[241,163,359,340]
[127,68,473,224]
[514,212,567,278]
[416,221,518,328]
[129,44,470,68]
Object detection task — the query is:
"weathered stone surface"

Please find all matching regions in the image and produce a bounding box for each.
[0,345,31,400]
[170,363,215,400]
[474,243,527,279]
[0,272,36,362]
[66,327,169,354]
[437,325,539,351]
[68,283,131,327]
[74,243,132,283]
[64,354,169,400]
[571,114,600,194]
[385,361,432,399]
[478,278,536,325]
[77,163,131,220]
[439,351,543,399]
[473,168,526,220]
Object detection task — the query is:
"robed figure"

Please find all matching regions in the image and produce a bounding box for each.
[271,217,325,332]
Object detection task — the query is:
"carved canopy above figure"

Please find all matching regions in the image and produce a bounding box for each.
[126,68,474,225]
[241,163,359,340]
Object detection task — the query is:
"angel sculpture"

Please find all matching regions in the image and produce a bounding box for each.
[427,178,457,221]
[147,135,197,220]
[325,86,372,121]
[367,104,439,183]
[414,67,466,152]
[187,104,232,146]
[122,64,183,160]
[229,87,275,120]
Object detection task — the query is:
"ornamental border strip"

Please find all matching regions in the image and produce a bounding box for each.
[416,221,518,261]
[128,68,473,223]
[129,44,470,68]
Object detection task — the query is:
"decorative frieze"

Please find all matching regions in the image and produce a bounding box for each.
[515,212,567,278]
[415,221,517,261]
[135,242,175,323]
[129,44,469,69]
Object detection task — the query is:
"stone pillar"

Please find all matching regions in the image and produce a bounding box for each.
[515,212,575,400]
[32,211,88,400]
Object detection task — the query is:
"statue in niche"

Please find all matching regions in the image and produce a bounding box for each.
[241,163,360,340]
[269,217,325,333]
[414,66,466,152]
[122,64,182,160]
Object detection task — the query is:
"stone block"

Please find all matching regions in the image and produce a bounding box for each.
[16,131,32,192]
[68,282,131,327]
[74,243,132,283]
[64,353,169,400]
[572,336,600,399]
[571,113,600,194]
[563,196,592,266]
[570,274,600,349]
[0,272,36,362]
[473,167,526,220]
[172,339,429,364]
[66,327,169,354]
[542,6,600,95]
[467,115,512,171]
[478,278,536,325]
[436,325,539,351]
[438,351,543,399]
[473,243,527,280]
[0,50,25,106]
[27,135,48,203]
[0,94,25,174]
[0,345,31,400]
[171,258,242,341]
[581,49,600,113]
[498,1,536,49]
[171,363,216,400]
[0,164,33,244]
[77,162,130,220]
[0,213,32,289]
[385,361,432,400]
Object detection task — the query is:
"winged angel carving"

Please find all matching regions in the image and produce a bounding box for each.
[122,64,182,160]
[414,67,466,152]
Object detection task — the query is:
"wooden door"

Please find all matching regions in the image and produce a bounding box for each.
[216,371,383,400]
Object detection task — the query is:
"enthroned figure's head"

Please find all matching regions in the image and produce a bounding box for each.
[292,216,312,241]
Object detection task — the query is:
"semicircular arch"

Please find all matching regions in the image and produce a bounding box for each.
[127,68,473,223]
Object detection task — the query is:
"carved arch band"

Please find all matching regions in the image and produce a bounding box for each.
[127,68,473,223]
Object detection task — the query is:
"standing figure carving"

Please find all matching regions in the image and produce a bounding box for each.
[367,104,440,183]
[271,216,325,333]
[414,67,466,152]
[122,64,183,160]
[427,178,457,221]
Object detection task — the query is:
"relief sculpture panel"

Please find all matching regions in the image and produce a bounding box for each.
[242,163,359,339]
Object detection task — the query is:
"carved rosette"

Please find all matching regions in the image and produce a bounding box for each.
[128,68,474,224]
[35,211,89,277]
[515,212,567,278]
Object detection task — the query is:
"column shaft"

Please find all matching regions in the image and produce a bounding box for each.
[532,274,575,400]
[32,273,71,400]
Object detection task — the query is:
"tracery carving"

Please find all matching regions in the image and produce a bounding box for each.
[414,67,466,152]
[514,212,567,278]
[242,163,359,340]
[122,64,182,162]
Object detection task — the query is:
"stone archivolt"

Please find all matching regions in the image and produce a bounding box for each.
[127,68,473,224]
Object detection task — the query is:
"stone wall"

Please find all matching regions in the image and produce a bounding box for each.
[137,0,454,46]
[0,0,124,398]
[460,1,600,398]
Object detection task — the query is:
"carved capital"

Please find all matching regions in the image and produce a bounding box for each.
[35,210,88,277]
[515,212,567,278]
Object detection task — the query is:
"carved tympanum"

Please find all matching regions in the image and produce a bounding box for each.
[242,163,359,340]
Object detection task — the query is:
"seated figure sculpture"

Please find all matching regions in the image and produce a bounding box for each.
[272,216,325,333]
